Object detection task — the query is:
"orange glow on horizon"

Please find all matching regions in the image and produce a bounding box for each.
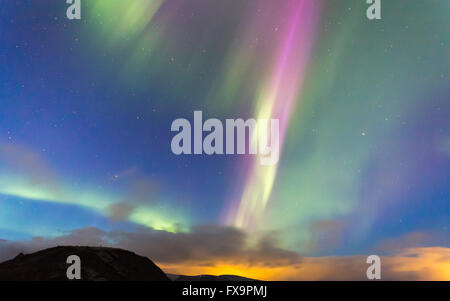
[159,247,450,281]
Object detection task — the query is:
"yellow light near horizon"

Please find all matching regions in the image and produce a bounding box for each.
[161,262,294,281]
[159,247,450,281]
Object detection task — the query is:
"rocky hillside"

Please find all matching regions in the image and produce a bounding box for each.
[0,246,170,281]
[168,274,258,281]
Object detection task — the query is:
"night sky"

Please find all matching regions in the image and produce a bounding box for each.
[0,0,449,280]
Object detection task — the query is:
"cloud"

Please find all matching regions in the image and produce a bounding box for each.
[1,227,449,280]
[307,219,347,252]
[107,202,136,221]
[376,232,437,253]
[0,143,61,196]
[106,168,161,221]
[109,225,302,266]
[0,144,179,227]
[0,226,301,267]
[0,227,107,262]
[162,247,450,281]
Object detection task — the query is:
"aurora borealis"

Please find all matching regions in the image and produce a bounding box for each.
[0,0,449,280]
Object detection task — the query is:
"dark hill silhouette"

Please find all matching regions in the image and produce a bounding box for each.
[168,274,258,281]
[0,246,169,281]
